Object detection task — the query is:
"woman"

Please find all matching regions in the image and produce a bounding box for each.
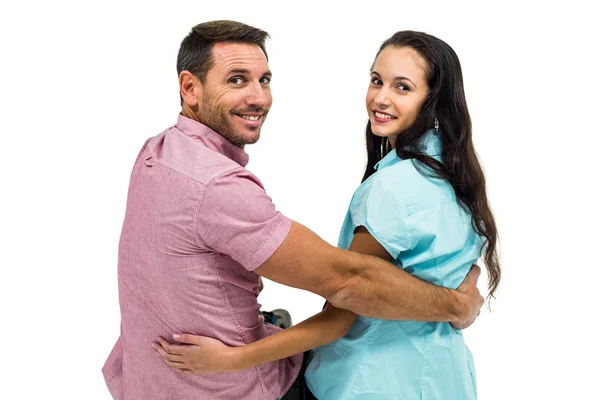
[154,30,500,399]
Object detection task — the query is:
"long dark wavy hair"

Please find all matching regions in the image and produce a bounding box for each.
[362,31,500,301]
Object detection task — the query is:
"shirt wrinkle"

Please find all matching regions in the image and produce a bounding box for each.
[193,166,243,250]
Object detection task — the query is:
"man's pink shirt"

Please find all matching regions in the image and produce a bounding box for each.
[103,115,302,399]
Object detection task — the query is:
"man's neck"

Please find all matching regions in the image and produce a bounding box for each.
[179,109,245,150]
[181,108,199,123]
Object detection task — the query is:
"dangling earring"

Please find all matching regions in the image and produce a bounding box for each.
[434,118,439,131]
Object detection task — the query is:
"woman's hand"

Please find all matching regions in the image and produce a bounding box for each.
[152,334,240,374]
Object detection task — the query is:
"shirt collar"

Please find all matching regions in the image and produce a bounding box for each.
[176,114,249,167]
[374,129,442,171]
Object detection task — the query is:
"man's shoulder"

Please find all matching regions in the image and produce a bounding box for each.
[144,127,247,186]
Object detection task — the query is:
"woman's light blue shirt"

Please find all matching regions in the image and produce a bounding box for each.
[305,130,483,400]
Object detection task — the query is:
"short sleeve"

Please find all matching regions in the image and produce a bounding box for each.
[196,167,292,271]
[349,176,418,259]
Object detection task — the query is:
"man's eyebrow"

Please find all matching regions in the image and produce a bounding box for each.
[227,69,272,77]
[227,69,250,75]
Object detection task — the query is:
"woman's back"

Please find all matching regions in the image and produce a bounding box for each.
[306,131,482,400]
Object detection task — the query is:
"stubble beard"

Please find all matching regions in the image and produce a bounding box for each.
[198,95,263,147]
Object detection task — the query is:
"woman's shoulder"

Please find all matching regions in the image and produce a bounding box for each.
[381,158,425,184]
[369,158,449,193]
[353,158,456,215]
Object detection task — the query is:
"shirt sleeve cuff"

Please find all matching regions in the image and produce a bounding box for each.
[244,214,293,271]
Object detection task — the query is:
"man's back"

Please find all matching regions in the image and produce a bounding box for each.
[103,116,302,399]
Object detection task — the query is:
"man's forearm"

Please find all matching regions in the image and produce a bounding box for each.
[254,221,472,324]
[327,250,465,322]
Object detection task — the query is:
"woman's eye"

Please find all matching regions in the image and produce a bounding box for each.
[397,84,410,91]
[371,78,382,85]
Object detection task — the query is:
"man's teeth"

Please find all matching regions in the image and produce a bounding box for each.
[375,112,394,119]
[240,115,260,121]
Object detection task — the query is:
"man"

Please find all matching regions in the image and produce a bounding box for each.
[103,20,483,400]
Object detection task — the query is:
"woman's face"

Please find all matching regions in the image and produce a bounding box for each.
[366,46,430,147]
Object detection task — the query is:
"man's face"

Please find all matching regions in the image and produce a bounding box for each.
[193,42,272,147]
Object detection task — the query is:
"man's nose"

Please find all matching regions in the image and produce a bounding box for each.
[245,84,269,108]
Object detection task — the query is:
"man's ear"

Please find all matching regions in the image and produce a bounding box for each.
[179,71,202,108]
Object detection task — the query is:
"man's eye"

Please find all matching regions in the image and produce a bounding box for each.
[260,76,271,85]
[230,77,245,85]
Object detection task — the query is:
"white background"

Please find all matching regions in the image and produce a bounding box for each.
[1,1,598,399]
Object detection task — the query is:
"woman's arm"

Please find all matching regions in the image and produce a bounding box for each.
[235,303,356,371]
[153,226,392,374]
[153,303,356,373]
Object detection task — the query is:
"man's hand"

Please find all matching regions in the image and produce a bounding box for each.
[451,265,484,330]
